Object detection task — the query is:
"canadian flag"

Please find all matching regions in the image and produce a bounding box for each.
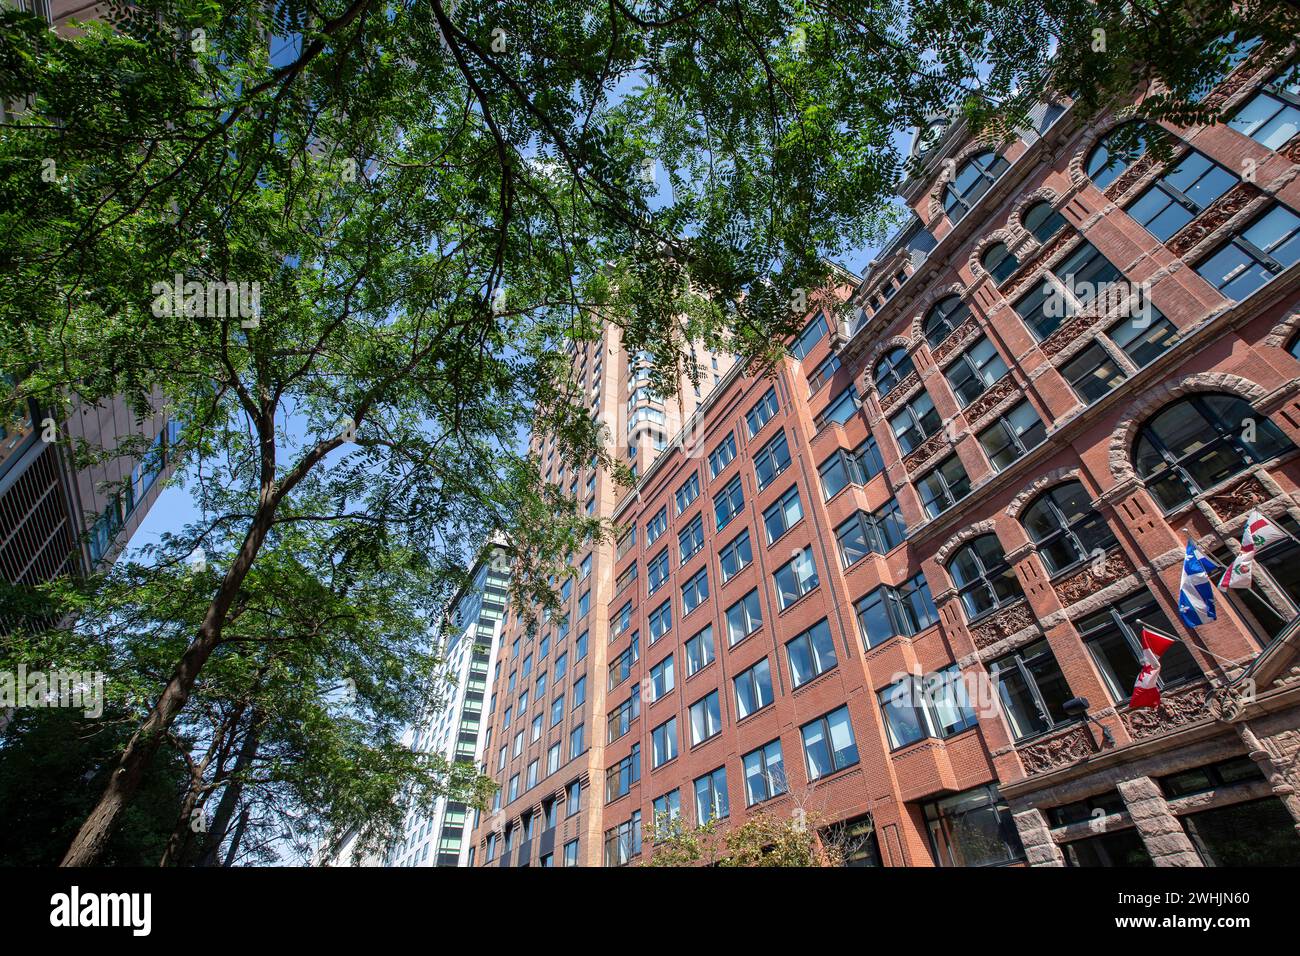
[1130,625,1179,710]
[1220,510,1289,589]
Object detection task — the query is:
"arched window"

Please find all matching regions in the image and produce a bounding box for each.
[1085,122,1155,190]
[923,295,970,348]
[1134,394,1294,511]
[944,151,1010,222]
[1022,481,1118,575]
[1289,332,1300,362]
[981,243,1019,284]
[1021,201,1067,243]
[874,346,915,397]
[948,534,1024,620]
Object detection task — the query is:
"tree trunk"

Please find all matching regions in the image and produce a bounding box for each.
[223,807,251,867]
[61,499,278,867]
[199,710,264,866]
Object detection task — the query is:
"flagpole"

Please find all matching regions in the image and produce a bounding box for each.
[1183,519,1300,619]
[1135,617,1252,674]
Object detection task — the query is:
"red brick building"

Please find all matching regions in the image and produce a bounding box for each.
[472,39,1300,867]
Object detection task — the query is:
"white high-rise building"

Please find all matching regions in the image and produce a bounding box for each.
[385,541,509,867]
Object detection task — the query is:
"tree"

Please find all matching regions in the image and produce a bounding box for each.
[641,805,871,867]
[0,705,190,867]
[1,0,1295,865]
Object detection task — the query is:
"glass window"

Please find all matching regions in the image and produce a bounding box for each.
[762,485,803,543]
[801,706,859,780]
[648,599,672,643]
[1127,149,1238,243]
[949,534,1025,620]
[923,295,970,348]
[1022,480,1117,575]
[890,391,941,455]
[1014,241,1122,341]
[645,507,668,545]
[1085,122,1152,190]
[1022,201,1067,244]
[945,336,1008,407]
[978,399,1047,471]
[604,744,639,803]
[855,573,940,648]
[693,767,730,823]
[924,785,1024,867]
[790,313,829,361]
[651,717,678,768]
[1228,69,1300,151]
[746,387,780,437]
[988,639,1072,739]
[786,618,838,688]
[649,654,675,701]
[714,474,745,530]
[1062,341,1127,404]
[603,812,643,866]
[651,790,681,836]
[1108,310,1180,368]
[875,346,916,397]
[945,151,1010,221]
[815,385,861,429]
[708,432,737,478]
[1195,203,1300,301]
[742,740,787,805]
[879,665,977,748]
[808,353,840,394]
[607,638,639,690]
[725,589,764,645]
[647,547,670,594]
[607,685,640,743]
[689,690,723,745]
[753,430,793,490]
[718,528,753,582]
[1076,590,1200,702]
[675,471,701,514]
[1134,393,1292,511]
[773,547,819,609]
[682,567,709,614]
[733,658,774,719]
[917,454,972,519]
[678,514,705,563]
[982,242,1019,283]
[685,625,715,676]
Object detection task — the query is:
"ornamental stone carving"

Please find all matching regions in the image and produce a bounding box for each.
[1019,724,1095,775]
[963,374,1019,423]
[1121,684,1210,739]
[931,316,982,365]
[1166,182,1261,256]
[1002,228,1078,301]
[1108,373,1270,482]
[1205,473,1273,521]
[1052,547,1135,607]
[878,368,922,413]
[968,600,1037,650]
[903,429,951,475]
[1041,309,1106,359]
[1103,153,1159,202]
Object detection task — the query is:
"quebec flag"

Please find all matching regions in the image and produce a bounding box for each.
[1177,539,1217,628]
